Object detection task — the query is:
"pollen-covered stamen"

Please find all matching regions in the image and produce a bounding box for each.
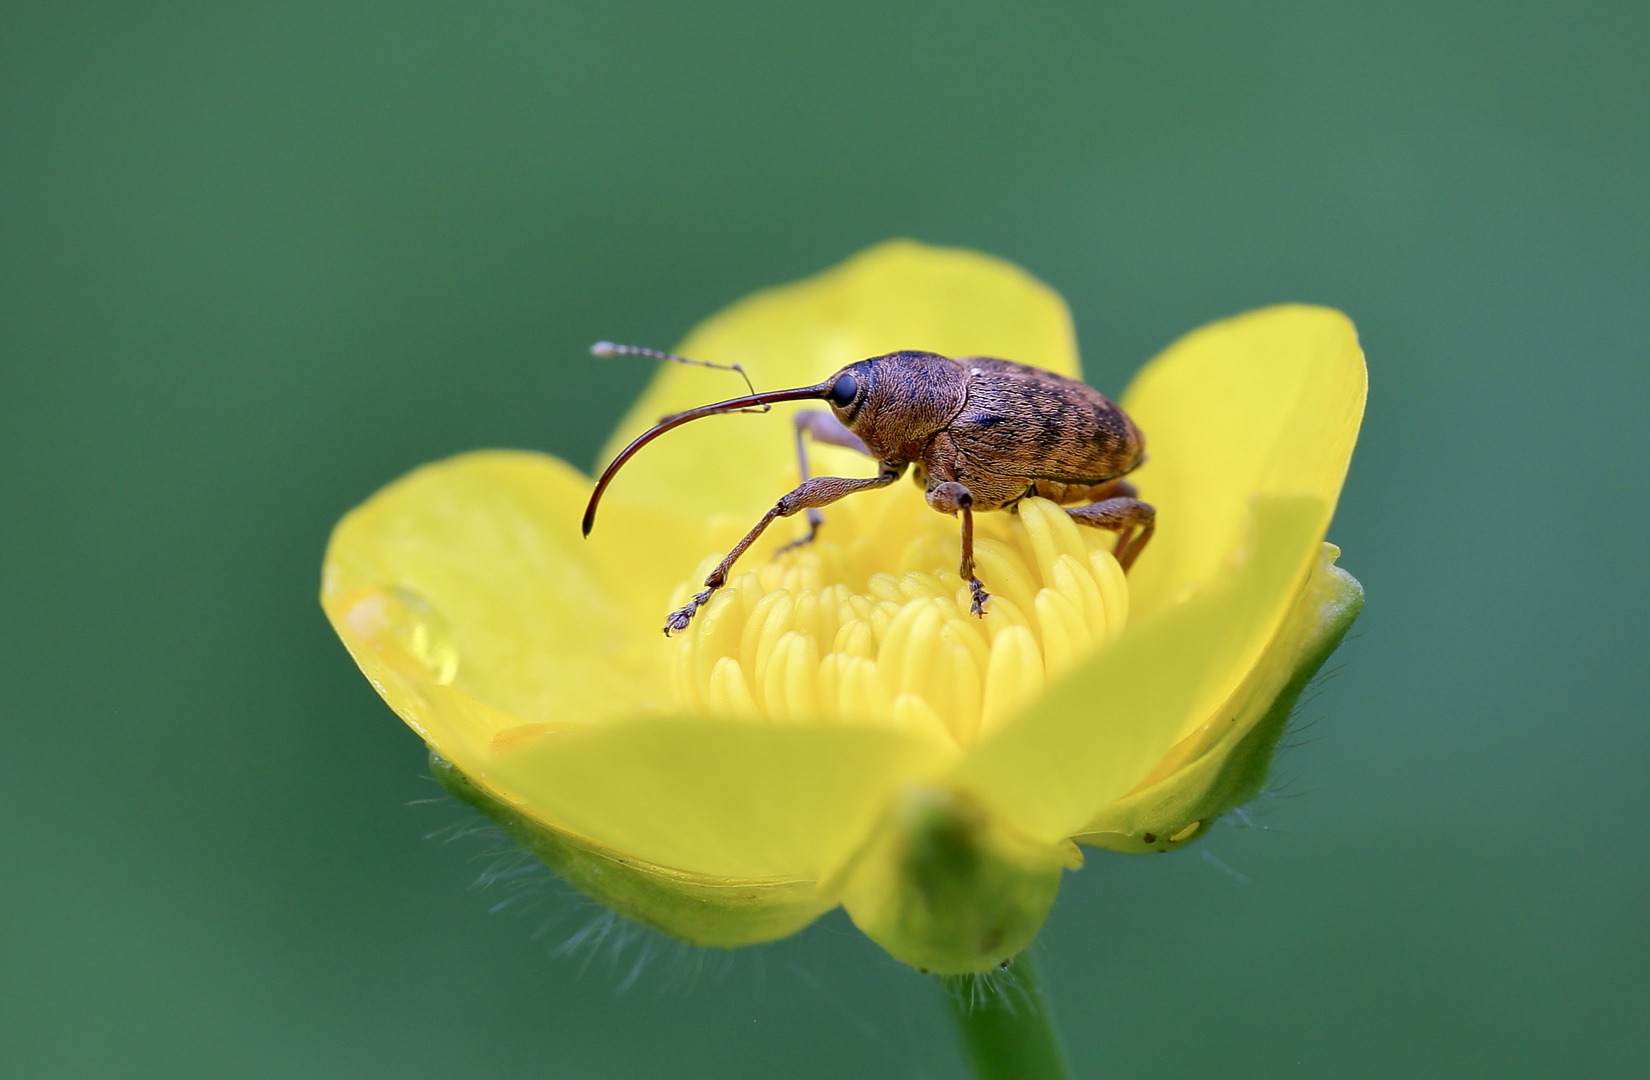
[667,497,1129,747]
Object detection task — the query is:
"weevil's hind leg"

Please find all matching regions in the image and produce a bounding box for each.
[773,410,874,557]
[666,468,902,634]
[928,482,990,617]
[1064,496,1157,571]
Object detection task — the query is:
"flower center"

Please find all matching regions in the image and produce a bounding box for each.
[668,493,1129,748]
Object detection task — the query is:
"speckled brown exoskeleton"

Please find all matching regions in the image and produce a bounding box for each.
[582,343,1155,635]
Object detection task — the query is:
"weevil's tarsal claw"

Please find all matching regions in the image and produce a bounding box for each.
[664,589,714,636]
[968,578,990,618]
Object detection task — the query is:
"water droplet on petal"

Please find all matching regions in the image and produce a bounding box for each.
[341,585,459,685]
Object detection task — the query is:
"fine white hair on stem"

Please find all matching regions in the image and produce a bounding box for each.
[940,955,1037,1017]
[409,793,935,1063]
[1199,849,1251,883]
[413,789,746,995]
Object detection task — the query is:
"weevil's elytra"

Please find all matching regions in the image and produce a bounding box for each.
[583,347,1156,636]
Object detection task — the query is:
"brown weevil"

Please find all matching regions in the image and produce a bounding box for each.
[583,344,1155,636]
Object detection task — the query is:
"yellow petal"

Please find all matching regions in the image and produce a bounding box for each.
[1076,541,1365,852]
[320,451,681,747]
[1121,305,1366,617]
[949,494,1329,845]
[593,240,1081,531]
[433,754,833,949]
[478,716,957,880]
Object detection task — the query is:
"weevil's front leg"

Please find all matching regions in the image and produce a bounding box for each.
[1065,496,1157,571]
[774,410,874,556]
[928,481,990,617]
[666,466,902,635]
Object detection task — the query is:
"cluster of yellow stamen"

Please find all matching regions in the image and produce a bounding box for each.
[668,491,1129,749]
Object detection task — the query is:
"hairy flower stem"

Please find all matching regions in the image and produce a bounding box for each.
[940,954,1071,1080]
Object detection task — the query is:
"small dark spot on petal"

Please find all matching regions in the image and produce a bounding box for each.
[1142,833,1156,844]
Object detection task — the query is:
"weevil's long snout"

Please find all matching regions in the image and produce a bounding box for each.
[582,383,833,536]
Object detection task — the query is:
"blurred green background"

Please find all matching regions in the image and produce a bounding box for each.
[2,2,1644,1077]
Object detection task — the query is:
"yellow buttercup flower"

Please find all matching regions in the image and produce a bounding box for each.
[321,240,1365,975]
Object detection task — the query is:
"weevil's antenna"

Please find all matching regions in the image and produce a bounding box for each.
[582,381,832,537]
[590,341,769,413]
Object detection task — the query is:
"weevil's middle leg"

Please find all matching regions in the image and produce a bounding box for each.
[928,481,990,617]
[666,467,901,634]
[1064,494,1157,571]
[773,410,872,557]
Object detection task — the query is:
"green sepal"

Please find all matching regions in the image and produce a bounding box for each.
[430,753,834,948]
[1075,543,1365,854]
[837,784,1070,975]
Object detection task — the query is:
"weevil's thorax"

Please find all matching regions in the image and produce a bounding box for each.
[834,351,970,464]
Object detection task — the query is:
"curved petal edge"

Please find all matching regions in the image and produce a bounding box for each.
[432,754,834,948]
[1121,304,1366,618]
[1075,543,1365,852]
[951,494,1332,845]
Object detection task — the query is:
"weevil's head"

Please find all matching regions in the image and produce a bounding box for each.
[584,350,967,536]
[825,351,970,460]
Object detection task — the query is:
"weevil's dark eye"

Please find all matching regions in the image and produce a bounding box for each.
[828,372,859,408]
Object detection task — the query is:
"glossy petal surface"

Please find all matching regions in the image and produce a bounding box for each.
[1076,541,1365,851]
[481,717,956,880]
[951,495,1330,844]
[1121,305,1366,618]
[433,754,834,947]
[322,452,681,738]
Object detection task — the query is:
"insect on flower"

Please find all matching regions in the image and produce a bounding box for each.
[320,240,1368,975]
[583,343,1157,635]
